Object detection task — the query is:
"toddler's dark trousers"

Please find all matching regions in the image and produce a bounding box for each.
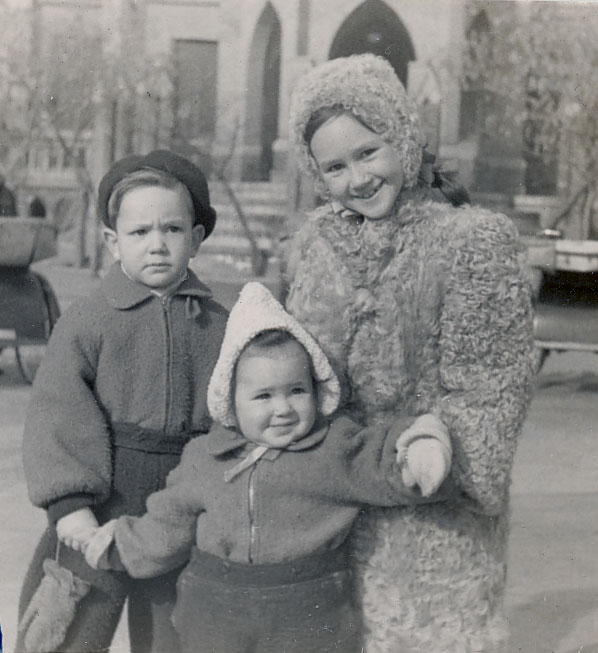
[16,441,184,653]
[173,547,363,653]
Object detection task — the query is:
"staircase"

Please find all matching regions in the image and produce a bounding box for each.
[201,181,289,274]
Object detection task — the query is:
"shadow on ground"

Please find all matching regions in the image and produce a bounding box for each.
[509,587,598,653]
[538,370,598,393]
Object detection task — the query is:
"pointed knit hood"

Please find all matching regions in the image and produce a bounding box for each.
[207,282,341,427]
[289,53,425,197]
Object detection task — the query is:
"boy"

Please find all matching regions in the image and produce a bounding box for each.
[83,282,454,653]
[17,150,228,653]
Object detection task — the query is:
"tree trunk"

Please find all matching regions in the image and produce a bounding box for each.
[76,190,89,268]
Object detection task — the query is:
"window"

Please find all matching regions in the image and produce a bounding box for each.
[172,40,218,146]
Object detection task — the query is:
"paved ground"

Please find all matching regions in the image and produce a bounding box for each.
[1,259,597,653]
[506,357,598,653]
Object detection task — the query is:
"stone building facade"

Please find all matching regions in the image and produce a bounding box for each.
[15,0,536,222]
[137,0,472,186]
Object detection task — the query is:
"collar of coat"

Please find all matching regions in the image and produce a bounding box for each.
[102,262,213,310]
[328,191,430,226]
[206,420,331,461]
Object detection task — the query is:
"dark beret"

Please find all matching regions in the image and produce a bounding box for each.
[97,149,216,239]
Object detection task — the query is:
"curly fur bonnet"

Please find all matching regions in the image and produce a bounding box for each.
[289,53,425,196]
[207,282,341,427]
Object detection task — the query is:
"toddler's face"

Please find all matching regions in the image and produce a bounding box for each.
[234,341,317,448]
[103,185,203,290]
[310,112,404,220]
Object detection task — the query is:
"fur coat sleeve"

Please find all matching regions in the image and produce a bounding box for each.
[437,210,535,515]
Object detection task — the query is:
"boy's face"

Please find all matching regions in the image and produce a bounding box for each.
[103,185,203,289]
[310,112,404,220]
[234,340,317,448]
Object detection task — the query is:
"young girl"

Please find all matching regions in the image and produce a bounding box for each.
[285,54,536,652]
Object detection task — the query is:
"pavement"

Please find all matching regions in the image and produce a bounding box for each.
[506,359,598,653]
[1,257,597,653]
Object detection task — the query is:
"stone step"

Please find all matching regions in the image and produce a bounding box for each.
[203,233,274,254]
[201,182,289,269]
[209,181,288,204]
[212,202,286,220]
[212,207,287,239]
[200,233,280,277]
[212,221,285,242]
[208,217,285,241]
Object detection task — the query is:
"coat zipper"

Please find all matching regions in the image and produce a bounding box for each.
[248,465,257,563]
[161,296,173,431]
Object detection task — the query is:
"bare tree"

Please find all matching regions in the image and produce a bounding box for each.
[2,5,265,274]
[0,5,102,267]
[463,3,598,238]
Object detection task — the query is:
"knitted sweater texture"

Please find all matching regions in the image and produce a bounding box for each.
[110,417,451,577]
[23,263,228,522]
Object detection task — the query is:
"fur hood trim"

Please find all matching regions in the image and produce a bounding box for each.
[207,282,341,427]
[289,54,425,196]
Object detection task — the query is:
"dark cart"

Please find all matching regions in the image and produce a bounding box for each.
[525,232,598,367]
[0,218,61,383]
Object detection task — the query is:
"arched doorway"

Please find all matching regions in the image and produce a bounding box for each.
[29,196,47,218]
[329,0,415,86]
[244,2,281,181]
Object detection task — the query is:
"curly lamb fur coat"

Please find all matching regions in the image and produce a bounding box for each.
[285,199,536,652]
[286,53,536,651]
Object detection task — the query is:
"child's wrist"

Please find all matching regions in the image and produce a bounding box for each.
[395,414,451,458]
[48,494,97,524]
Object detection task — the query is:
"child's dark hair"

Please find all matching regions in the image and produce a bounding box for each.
[418,150,471,208]
[304,105,369,147]
[238,329,315,382]
[305,104,470,208]
[106,168,195,228]
[241,329,310,360]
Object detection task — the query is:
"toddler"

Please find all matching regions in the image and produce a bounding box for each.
[83,281,453,653]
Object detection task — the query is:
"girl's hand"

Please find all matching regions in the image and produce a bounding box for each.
[56,508,99,552]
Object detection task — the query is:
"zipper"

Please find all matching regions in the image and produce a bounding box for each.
[161,295,173,431]
[248,465,257,563]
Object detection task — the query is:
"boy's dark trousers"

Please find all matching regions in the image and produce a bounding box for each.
[16,439,185,653]
[16,527,181,653]
[173,546,363,653]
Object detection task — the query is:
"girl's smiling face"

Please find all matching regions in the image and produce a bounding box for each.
[310,112,405,220]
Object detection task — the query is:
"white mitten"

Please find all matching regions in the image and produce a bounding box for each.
[395,414,452,497]
[402,437,451,497]
[84,519,118,570]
